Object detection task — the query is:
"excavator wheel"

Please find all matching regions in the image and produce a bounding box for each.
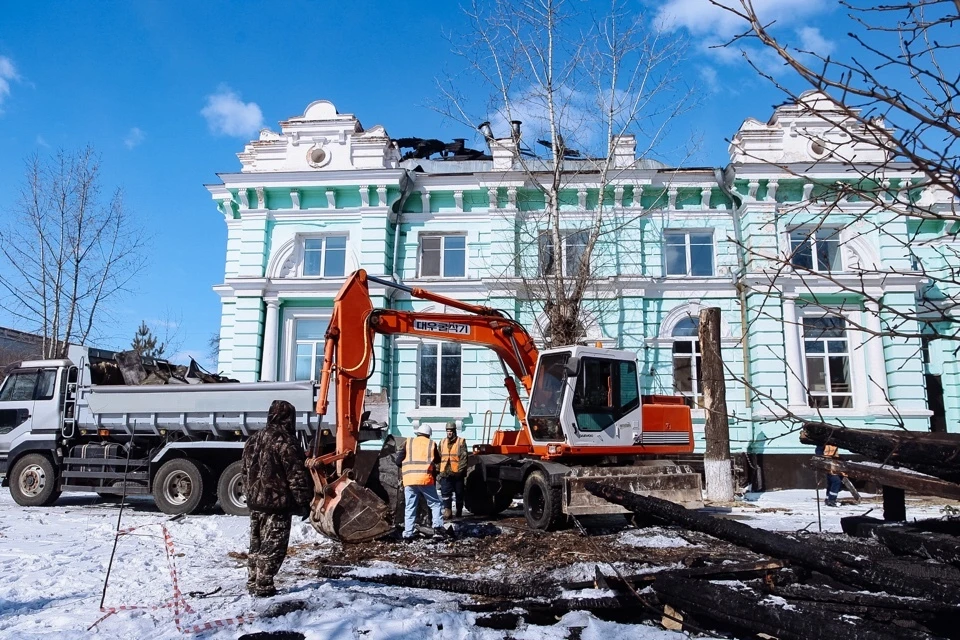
[522,470,563,530]
[463,465,515,517]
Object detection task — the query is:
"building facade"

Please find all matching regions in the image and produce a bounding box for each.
[206,95,957,487]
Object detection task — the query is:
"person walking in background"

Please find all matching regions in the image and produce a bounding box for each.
[242,399,312,596]
[816,442,844,507]
[396,423,445,540]
[439,422,468,520]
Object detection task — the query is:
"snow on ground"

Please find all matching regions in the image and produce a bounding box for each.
[0,492,683,639]
[730,489,951,533]
[0,489,953,639]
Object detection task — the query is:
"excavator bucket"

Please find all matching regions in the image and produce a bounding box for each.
[310,474,393,543]
[308,437,401,544]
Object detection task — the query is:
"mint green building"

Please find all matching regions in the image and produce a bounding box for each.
[206,93,956,487]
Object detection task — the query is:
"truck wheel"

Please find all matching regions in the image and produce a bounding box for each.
[10,454,61,507]
[153,458,206,515]
[522,470,562,530]
[463,466,515,517]
[217,461,249,516]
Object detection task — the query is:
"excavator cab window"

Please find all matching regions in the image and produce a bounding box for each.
[527,351,570,441]
[571,358,640,432]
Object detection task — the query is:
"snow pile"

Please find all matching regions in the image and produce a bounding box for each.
[618,530,692,548]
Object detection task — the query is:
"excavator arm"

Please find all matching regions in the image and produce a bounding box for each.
[307,269,540,543]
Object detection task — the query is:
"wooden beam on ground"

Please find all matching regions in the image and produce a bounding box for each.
[315,564,558,599]
[651,575,930,640]
[560,560,784,591]
[584,481,958,603]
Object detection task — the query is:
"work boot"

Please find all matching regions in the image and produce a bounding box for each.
[443,507,453,520]
[252,584,277,597]
[432,526,450,539]
[824,498,838,508]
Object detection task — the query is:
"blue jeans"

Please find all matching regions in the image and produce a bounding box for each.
[403,484,443,538]
[826,474,843,502]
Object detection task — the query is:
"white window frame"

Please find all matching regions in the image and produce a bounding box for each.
[538,229,590,277]
[280,308,332,382]
[670,317,702,409]
[417,340,463,408]
[299,234,348,278]
[663,229,715,277]
[800,313,855,409]
[418,233,467,279]
[788,227,843,273]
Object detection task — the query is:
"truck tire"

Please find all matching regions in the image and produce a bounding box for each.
[522,470,563,530]
[9,454,61,507]
[153,458,206,515]
[217,461,249,516]
[463,465,514,517]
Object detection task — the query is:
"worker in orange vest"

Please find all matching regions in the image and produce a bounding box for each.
[395,423,445,540]
[439,422,468,520]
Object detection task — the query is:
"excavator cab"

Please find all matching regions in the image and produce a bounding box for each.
[528,346,644,449]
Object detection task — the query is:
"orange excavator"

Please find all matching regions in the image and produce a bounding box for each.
[306,270,702,543]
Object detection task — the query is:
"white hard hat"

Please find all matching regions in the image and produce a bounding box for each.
[415,423,433,438]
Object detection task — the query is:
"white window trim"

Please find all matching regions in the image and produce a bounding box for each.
[786,227,844,274]
[538,229,590,277]
[670,319,702,409]
[663,229,715,277]
[796,308,867,413]
[280,307,332,382]
[417,232,468,279]
[299,233,349,279]
[416,340,463,409]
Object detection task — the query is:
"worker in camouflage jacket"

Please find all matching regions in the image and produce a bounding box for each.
[242,399,312,596]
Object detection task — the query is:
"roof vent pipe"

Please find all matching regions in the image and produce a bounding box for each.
[510,120,522,142]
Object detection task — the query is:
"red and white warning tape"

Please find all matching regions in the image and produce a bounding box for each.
[93,521,254,635]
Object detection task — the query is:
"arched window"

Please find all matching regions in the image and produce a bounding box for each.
[672,317,701,408]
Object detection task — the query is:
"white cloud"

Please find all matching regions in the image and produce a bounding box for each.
[201,85,263,137]
[0,55,20,110]
[124,127,145,149]
[796,26,835,56]
[36,134,49,148]
[656,0,830,41]
[697,65,720,93]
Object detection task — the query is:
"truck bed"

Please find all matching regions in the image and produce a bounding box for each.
[77,380,323,435]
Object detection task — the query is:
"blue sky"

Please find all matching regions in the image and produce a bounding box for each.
[0,0,845,367]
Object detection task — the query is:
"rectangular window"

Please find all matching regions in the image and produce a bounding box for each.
[790,228,841,272]
[418,342,462,407]
[664,231,714,276]
[0,372,39,402]
[302,236,347,277]
[571,358,640,431]
[803,316,853,408]
[538,230,591,277]
[293,319,327,381]
[419,235,466,278]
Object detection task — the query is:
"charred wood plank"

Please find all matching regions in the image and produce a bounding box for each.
[560,560,784,591]
[801,423,960,482]
[584,482,958,603]
[874,525,960,568]
[652,575,932,640]
[810,458,960,502]
[315,564,558,599]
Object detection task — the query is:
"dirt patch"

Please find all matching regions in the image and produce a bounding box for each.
[301,509,760,585]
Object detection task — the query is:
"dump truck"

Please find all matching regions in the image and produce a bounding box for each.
[0,346,327,515]
[307,270,703,543]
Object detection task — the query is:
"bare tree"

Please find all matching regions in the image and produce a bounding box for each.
[707,1,959,431]
[0,147,145,358]
[437,0,697,345]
